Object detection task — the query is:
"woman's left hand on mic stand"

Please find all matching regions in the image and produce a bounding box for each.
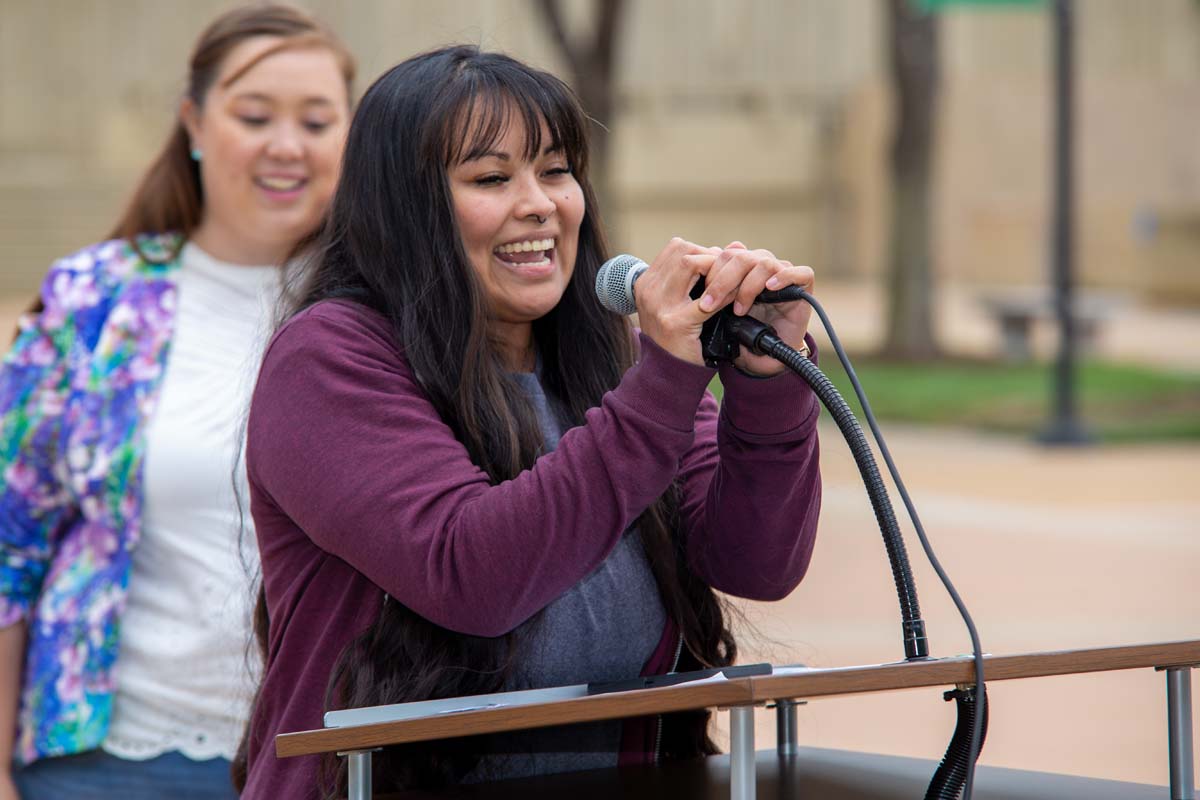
[695,241,815,377]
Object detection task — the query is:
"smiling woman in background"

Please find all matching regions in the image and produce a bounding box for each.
[0,5,354,798]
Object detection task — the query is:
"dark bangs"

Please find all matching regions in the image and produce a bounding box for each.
[429,55,590,177]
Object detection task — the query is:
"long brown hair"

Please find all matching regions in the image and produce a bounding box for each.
[243,46,737,796]
[108,3,355,263]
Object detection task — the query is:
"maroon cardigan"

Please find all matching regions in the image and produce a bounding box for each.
[240,300,822,798]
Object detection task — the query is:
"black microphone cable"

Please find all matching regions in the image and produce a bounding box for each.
[725,297,987,800]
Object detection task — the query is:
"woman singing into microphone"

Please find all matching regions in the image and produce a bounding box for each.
[238,45,821,798]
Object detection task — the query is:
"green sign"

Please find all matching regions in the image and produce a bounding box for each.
[917,0,1044,9]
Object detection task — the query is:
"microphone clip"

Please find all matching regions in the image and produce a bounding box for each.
[691,281,782,367]
[699,309,741,367]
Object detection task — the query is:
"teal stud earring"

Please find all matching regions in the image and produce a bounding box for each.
[190,147,202,162]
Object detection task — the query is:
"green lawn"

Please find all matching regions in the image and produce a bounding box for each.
[710,357,1200,443]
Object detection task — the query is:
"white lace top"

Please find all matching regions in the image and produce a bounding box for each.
[102,242,277,761]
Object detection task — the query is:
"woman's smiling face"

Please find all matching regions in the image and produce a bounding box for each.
[183,36,350,264]
[447,113,584,337]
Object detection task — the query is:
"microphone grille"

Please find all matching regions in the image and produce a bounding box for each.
[595,254,646,315]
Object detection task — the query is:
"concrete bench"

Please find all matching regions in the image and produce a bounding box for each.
[977,289,1121,362]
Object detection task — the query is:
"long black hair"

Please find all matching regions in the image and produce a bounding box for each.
[242,45,736,796]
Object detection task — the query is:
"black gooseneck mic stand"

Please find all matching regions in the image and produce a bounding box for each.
[699,301,929,662]
[698,298,987,800]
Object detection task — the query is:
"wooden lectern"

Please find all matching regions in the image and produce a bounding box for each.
[276,639,1200,799]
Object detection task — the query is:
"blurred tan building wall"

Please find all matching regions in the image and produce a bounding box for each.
[936,1,1200,300]
[1,0,1198,299]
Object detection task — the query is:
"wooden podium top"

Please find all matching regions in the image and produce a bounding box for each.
[749,638,1200,703]
[277,675,753,757]
[276,639,1200,759]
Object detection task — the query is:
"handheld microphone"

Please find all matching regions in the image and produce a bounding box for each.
[594,254,806,315]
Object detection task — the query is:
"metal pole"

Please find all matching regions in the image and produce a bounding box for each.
[343,750,373,800]
[1040,0,1090,444]
[1167,668,1195,800]
[729,705,756,800]
[776,699,799,757]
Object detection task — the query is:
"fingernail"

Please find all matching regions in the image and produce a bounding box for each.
[733,301,746,315]
[701,294,715,311]
[765,276,781,289]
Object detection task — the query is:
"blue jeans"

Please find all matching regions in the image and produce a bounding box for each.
[14,750,236,799]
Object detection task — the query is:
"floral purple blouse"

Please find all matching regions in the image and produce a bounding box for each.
[0,235,181,765]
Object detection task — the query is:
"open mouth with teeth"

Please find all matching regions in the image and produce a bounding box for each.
[493,237,555,267]
[255,176,308,193]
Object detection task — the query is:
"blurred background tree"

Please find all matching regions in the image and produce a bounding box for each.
[535,0,625,215]
[883,0,941,361]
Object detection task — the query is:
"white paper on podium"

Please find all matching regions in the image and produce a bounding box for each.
[323,684,590,728]
[322,667,761,728]
[770,665,817,677]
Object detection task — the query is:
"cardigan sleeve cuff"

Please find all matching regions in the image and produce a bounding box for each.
[717,333,820,438]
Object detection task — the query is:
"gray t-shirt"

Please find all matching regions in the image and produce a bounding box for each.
[467,372,667,782]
